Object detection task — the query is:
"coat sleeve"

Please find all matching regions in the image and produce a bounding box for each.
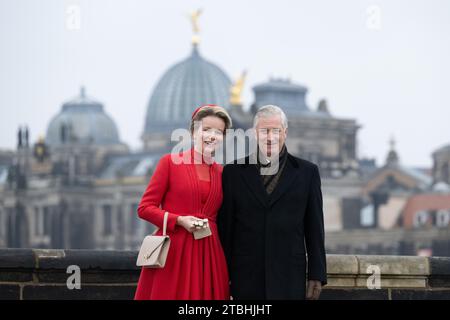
[304,164,327,286]
[137,154,179,232]
[217,164,235,267]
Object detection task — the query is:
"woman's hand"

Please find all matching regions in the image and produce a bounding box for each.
[176,216,206,233]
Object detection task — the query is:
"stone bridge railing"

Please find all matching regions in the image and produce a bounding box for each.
[0,249,449,300]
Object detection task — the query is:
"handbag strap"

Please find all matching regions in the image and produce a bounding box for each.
[162,211,169,236]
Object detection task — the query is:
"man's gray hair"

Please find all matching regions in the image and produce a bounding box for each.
[253,105,288,129]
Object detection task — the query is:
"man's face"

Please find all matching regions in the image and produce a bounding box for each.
[255,115,287,158]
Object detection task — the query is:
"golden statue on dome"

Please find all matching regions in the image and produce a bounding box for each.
[230,70,247,106]
[189,9,202,45]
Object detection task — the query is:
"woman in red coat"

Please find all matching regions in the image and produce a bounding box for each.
[134,105,232,300]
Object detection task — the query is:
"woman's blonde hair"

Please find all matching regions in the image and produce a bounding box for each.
[190,105,232,134]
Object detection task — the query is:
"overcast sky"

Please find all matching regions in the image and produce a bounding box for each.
[1,0,449,168]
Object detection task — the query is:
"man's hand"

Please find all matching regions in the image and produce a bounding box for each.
[306,280,322,300]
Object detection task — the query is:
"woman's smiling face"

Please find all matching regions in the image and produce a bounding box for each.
[193,115,226,156]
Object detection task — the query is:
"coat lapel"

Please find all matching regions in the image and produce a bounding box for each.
[268,154,300,206]
[241,159,270,208]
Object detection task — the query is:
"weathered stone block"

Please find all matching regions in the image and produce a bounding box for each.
[0,249,35,269]
[320,288,389,300]
[357,255,429,276]
[36,249,139,271]
[391,289,450,300]
[0,270,33,282]
[22,284,136,300]
[326,276,356,287]
[36,270,140,284]
[0,284,21,299]
[326,254,358,275]
[355,276,426,288]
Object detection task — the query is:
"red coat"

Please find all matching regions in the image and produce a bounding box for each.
[134,149,230,300]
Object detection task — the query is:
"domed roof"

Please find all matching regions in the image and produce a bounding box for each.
[143,46,232,134]
[46,87,121,146]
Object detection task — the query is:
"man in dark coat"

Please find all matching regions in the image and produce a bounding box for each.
[218,105,327,300]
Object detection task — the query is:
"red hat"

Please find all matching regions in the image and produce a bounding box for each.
[191,104,220,119]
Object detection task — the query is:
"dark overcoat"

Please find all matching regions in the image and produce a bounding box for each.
[218,153,327,299]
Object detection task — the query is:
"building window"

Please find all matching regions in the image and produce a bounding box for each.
[0,210,4,238]
[43,207,51,236]
[435,209,450,228]
[129,203,139,234]
[413,211,429,228]
[6,208,13,242]
[443,163,449,184]
[102,205,113,236]
[129,203,151,238]
[34,206,51,237]
[360,204,375,227]
[34,207,40,236]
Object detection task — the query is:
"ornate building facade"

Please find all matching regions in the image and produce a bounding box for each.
[5,13,442,252]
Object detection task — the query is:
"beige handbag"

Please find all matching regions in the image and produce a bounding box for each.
[136,211,171,268]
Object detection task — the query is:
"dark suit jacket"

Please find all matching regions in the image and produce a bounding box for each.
[217,152,327,300]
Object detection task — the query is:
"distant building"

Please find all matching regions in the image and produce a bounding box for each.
[359,138,432,230]
[5,16,446,254]
[0,32,364,249]
[0,38,239,249]
[402,193,450,229]
[325,140,450,256]
[432,144,450,186]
